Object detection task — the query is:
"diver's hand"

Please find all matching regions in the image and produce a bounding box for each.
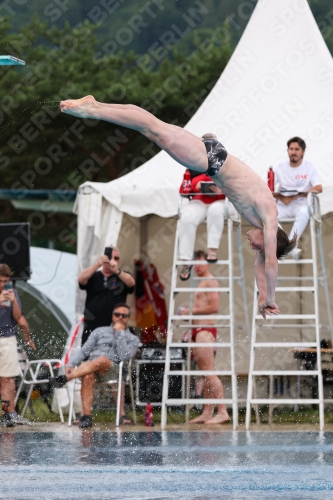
[259,300,279,319]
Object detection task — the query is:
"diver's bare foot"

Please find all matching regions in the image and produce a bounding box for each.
[60,95,97,118]
[189,413,212,424]
[204,413,230,425]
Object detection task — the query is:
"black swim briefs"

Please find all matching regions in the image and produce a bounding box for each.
[203,138,228,177]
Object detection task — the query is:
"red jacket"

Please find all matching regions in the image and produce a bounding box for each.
[180,172,225,205]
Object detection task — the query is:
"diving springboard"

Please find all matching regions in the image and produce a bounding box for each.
[0,55,25,66]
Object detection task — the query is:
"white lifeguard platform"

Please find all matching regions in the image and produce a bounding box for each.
[0,55,25,66]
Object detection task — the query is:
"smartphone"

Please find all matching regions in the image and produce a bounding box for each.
[2,283,12,307]
[104,247,113,260]
[200,181,214,194]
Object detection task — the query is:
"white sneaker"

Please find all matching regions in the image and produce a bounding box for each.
[290,248,302,260]
[8,412,31,425]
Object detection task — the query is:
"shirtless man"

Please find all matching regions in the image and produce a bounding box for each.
[179,250,229,425]
[59,96,296,318]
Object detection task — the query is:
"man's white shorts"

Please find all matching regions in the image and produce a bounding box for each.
[0,336,19,377]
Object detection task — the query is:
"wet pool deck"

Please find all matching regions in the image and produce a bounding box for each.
[3,421,333,432]
[1,425,333,499]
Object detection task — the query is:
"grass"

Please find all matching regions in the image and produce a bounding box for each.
[16,397,333,426]
[238,407,333,425]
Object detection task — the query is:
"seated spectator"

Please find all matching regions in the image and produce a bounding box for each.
[51,303,139,428]
[178,133,230,281]
[273,137,322,259]
[78,247,135,345]
[0,264,36,427]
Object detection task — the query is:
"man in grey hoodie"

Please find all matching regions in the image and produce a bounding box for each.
[51,303,139,428]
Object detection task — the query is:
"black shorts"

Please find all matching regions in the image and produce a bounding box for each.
[203,139,228,177]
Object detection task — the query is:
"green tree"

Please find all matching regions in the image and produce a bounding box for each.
[0,16,232,251]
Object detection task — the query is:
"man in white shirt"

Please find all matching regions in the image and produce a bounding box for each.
[273,137,322,259]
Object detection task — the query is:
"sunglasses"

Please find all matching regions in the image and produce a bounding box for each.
[113,312,130,319]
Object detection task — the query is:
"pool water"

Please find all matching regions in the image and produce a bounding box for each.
[0,431,333,499]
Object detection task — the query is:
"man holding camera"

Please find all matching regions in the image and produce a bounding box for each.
[78,247,135,345]
[0,264,36,427]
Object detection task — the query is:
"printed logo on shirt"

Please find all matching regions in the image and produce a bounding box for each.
[107,279,118,290]
[107,279,124,294]
[295,174,308,180]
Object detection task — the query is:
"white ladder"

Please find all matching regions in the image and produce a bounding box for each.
[161,198,249,430]
[246,193,333,430]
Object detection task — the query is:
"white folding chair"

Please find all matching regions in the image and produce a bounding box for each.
[67,377,81,426]
[108,359,137,427]
[15,347,36,416]
[15,358,64,423]
[16,347,29,399]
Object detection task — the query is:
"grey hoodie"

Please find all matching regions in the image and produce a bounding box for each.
[69,325,140,367]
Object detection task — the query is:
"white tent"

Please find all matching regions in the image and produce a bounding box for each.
[76,0,333,274]
[29,247,76,324]
[13,248,75,360]
[74,0,333,376]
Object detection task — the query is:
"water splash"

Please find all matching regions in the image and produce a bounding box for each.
[36,100,60,108]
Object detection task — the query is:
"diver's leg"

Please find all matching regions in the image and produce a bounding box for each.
[60,96,208,172]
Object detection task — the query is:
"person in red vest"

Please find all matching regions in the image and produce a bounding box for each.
[178,133,232,281]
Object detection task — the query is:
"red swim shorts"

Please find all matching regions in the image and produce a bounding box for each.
[192,327,217,342]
